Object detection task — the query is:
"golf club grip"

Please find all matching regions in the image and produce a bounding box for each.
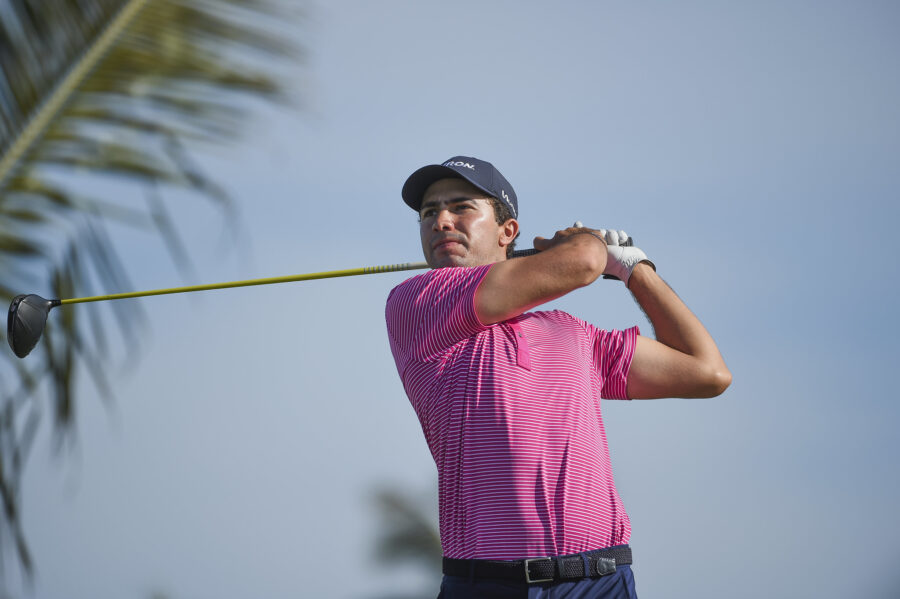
[513,235,633,280]
[512,235,632,259]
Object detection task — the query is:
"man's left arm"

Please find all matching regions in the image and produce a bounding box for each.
[625,262,732,399]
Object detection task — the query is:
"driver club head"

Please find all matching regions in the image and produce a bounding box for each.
[7,294,60,359]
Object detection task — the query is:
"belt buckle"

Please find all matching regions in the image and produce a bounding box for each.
[594,556,617,576]
[524,557,554,584]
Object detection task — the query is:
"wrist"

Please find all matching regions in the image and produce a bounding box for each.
[576,230,608,247]
[626,260,657,289]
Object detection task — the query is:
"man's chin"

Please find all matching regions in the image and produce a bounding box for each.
[428,253,502,269]
[427,250,473,269]
[429,256,466,269]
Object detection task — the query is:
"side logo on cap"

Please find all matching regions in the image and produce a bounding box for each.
[443,160,475,170]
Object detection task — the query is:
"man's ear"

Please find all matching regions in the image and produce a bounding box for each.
[499,218,519,249]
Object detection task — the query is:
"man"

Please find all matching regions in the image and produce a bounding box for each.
[385,156,731,598]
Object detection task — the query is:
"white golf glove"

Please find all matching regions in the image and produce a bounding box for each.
[597,229,655,287]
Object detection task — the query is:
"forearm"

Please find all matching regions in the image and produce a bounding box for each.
[628,263,731,395]
[476,231,606,324]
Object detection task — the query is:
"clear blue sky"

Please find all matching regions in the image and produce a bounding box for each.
[11,1,900,598]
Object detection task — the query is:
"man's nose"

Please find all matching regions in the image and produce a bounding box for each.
[433,209,454,231]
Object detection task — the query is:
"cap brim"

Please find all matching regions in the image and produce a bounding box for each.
[401,165,467,211]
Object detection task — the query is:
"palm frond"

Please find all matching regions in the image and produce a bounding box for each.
[0,0,303,582]
[371,487,443,571]
[364,485,443,599]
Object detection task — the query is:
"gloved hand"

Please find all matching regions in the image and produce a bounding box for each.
[597,229,655,287]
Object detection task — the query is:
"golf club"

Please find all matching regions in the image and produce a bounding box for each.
[5,249,526,359]
[8,234,632,359]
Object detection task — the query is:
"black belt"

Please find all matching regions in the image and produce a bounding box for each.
[442,545,632,584]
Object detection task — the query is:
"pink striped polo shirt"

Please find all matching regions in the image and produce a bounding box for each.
[385,264,638,559]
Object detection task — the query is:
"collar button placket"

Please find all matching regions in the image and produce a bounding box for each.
[507,321,532,371]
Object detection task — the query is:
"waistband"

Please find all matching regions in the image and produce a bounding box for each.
[442,545,633,584]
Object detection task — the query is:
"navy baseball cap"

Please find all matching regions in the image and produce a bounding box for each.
[402,156,518,219]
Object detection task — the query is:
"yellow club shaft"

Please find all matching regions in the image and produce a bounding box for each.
[58,261,429,305]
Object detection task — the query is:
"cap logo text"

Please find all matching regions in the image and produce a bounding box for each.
[444,160,475,170]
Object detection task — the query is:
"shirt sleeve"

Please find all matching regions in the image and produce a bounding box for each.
[385,265,492,365]
[591,325,640,400]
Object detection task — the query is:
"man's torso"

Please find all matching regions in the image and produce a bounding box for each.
[386,266,637,559]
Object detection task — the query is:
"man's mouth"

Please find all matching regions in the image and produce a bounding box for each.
[432,237,465,252]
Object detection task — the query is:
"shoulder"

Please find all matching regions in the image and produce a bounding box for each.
[387,271,430,303]
[385,265,493,339]
[387,265,492,307]
[385,265,494,362]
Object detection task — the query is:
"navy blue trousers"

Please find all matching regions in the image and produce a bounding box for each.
[437,564,638,598]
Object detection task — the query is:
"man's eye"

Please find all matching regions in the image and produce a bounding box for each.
[421,209,436,218]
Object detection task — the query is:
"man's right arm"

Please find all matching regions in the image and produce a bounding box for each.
[474,228,608,325]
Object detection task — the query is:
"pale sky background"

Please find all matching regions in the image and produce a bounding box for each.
[6,1,900,598]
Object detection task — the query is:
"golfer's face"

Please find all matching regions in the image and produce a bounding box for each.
[420,178,506,269]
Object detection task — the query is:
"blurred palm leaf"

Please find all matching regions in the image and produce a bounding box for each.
[367,485,443,598]
[0,0,302,581]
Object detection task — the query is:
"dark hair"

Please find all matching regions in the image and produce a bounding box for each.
[488,197,518,258]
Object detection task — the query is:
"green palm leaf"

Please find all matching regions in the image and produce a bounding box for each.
[372,486,443,568]
[365,485,443,599]
[0,0,302,581]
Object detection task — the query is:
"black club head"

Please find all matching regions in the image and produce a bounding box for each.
[7,294,60,359]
